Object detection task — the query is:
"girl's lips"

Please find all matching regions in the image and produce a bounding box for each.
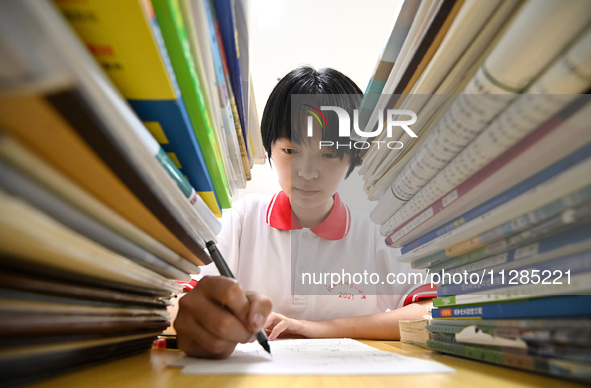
[294,187,319,196]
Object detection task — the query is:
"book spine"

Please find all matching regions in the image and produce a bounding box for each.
[443,184,591,257]
[425,324,465,334]
[398,155,591,263]
[385,92,588,238]
[212,0,246,140]
[443,231,591,279]
[431,295,591,319]
[434,271,591,307]
[211,7,251,175]
[398,138,591,253]
[388,107,591,249]
[428,318,591,330]
[429,205,591,273]
[179,0,243,193]
[0,160,190,280]
[376,0,580,230]
[152,0,231,209]
[355,0,421,135]
[437,245,591,297]
[202,0,250,181]
[0,133,200,274]
[0,189,181,293]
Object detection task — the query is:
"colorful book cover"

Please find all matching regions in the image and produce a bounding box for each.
[54,0,221,217]
[151,0,231,209]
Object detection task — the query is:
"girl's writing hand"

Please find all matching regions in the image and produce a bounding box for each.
[174,276,272,359]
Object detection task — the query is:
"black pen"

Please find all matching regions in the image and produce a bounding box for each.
[206,241,271,355]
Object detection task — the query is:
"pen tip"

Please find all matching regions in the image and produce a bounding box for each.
[256,331,271,355]
[261,339,271,354]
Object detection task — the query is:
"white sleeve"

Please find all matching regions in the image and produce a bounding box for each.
[212,199,246,275]
[374,223,434,311]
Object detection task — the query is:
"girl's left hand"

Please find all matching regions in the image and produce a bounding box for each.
[264,312,317,340]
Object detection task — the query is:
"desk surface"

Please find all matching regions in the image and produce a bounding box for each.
[25,340,586,388]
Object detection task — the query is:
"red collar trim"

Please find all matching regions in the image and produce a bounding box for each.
[266,191,351,241]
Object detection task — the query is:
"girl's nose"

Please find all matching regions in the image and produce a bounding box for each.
[295,158,319,180]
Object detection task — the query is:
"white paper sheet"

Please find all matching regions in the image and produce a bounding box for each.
[175,338,455,375]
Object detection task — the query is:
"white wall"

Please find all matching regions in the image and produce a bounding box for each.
[235,0,403,211]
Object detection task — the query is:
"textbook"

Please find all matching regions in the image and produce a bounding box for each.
[54,0,222,217]
[435,248,591,298]
[212,5,252,171]
[5,0,222,262]
[181,0,249,186]
[0,3,196,383]
[425,339,591,382]
[397,155,591,263]
[426,318,591,345]
[356,0,420,134]
[408,183,591,267]
[388,102,591,251]
[213,0,248,145]
[428,331,591,362]
[427,214,591,273]
[0,160,190,280]
[0,134,201,275]
[371,1,591,223]
[152,0,232,209]
[0,189,181,294]
[362,0,513,181]
[358,0,457,170]
[363,0,521,200]
[431,295,591,320]
[0,332,159,387]
[441,228,591,279]
[433,271,591,308]
[399,318,431,348]
[426,317,591,352]
[383,87,591,240]
[0,268,170,308]
[179,0,240,195]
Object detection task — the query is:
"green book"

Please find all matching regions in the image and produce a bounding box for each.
[152,0,231,208]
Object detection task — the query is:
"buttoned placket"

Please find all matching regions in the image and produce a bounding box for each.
[292,228,312,305]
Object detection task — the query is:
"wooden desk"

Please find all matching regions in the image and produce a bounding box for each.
[25,341,586,388]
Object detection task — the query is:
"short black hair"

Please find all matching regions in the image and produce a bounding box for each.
[260,66,363,178]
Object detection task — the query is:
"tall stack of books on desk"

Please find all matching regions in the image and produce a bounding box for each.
[359,0,591,383]
[0,0,262,385]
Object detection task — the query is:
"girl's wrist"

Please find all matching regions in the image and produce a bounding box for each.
[302,320,332,338]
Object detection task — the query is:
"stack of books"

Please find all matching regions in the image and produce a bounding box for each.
[53,0,266,216]
[358,0,591,383]
[0,0,260,385]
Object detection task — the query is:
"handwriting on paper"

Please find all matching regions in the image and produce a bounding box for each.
[175,338,454,375]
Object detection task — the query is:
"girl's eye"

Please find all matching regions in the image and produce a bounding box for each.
[323,153,338,158]
[282,148,296,155]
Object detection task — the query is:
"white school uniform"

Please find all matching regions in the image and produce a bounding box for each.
[200,191,436,322]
